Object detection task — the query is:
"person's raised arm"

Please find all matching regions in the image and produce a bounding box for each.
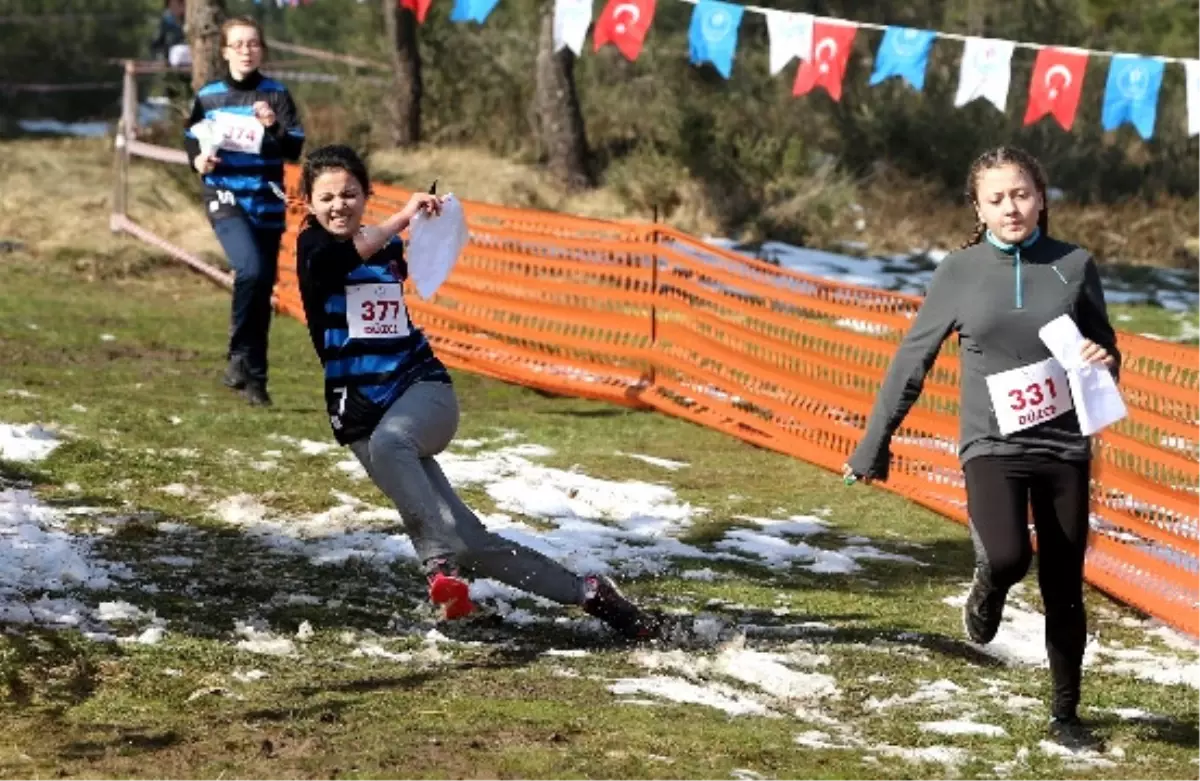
[351,192,443,260]
[845,258,960,482]
[300,192,443,287]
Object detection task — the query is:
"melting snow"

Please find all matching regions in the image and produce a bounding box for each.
[0,423,61,462]
[918,719,1007,737]
[615,451,689,471]
[942,587,1199,689]
[609,676,774,717]
[204,443,925,587]
[0,489,132,626]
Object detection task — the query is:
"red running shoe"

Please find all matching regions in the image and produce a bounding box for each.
[427,564,475,620]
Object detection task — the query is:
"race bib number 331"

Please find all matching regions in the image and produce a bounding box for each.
[346,283,410,340]
[985,357,1073,436]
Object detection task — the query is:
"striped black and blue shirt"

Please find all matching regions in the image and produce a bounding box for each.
[296,220,451,445]
[183,70,304,231]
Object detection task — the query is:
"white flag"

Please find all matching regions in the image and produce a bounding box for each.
[1186,60,1200,137]
[553,0,593,56]
[954,37,1015,112]
[764,9,814,76]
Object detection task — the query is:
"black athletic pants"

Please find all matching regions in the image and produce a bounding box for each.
[963,454,1091,719]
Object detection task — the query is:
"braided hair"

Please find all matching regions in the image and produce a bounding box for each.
[960,146,1050,249]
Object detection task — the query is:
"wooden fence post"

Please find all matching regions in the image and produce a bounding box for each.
[110,60,137,233]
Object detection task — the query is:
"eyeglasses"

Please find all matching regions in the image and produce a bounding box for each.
[225,41,262,51]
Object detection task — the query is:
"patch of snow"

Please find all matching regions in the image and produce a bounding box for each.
[615,451,689,471]
[874,745,969,766]
[232,669,269,683]
[233,621,296,657]
[0,489,134,628]
[943,587,1199,689]
[919,719,1007,737]
[633,640,839,711]
[609,675,774,717]
[865,679,964,711]
[0,424,60,462]
[1037,740,1116,768]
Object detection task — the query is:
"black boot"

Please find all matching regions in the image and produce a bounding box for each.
[1047,715,1104,752]
[581,575,662,641]
[243,382,272,408]
[962,567,1008,644]
[222,354,248,390]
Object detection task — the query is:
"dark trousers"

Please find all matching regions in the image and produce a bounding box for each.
[212,216,282,386]
[964,454,1091,718]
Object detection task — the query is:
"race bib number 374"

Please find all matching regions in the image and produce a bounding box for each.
[985,357,1073,436]
[345,283,410,340]
[212,112,264,155]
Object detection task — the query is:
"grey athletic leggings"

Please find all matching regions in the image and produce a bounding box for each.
[350,381,586,606]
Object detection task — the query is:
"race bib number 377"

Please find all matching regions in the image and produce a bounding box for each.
[985,357,1073,436]
[345,283,410,340]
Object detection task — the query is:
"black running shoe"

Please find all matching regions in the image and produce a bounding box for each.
[581,575,662,641]
[243,382,273,408]
[1048,716,1105,752]
[222,355,248,390]
[962,568,1007,644]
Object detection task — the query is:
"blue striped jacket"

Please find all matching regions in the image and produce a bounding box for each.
[296,221,451,444]
[183,71,304,230]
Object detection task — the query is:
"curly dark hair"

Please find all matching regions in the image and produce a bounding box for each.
[300,144,372,203]
[960,146,1050,249]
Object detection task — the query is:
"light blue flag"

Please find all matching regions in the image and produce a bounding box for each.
[1102,55,1165,140]
[450,0,500,24]
[688,0,744,79]
[869,26,936,91]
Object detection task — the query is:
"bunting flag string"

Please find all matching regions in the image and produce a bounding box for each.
[260,0,1200,140]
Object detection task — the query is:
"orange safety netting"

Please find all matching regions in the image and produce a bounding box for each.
[271,168,1197,637]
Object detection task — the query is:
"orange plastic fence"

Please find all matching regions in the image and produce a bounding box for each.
[270,167,1200,636]
[105,142,1194,636]
[106,54,1196,636]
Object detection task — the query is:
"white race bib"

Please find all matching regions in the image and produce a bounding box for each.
[345,283,410,340]
[986,357,1073,436]
[211,111,265,155]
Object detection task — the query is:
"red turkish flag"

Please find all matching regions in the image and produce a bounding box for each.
[593,0,657,62]
[1023,47,1089,130]
[792,21,857,101]
[400,0,433,24]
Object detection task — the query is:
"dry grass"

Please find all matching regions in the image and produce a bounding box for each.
[0,137,221,277]
[2,136,1194,271]
[370,144,721,235]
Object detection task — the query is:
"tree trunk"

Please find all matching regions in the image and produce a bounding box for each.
[186,0,227,92]
[382,0,422,147]
[534,5,593,190]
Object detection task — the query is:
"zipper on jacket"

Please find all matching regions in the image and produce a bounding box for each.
[1014,248,1023,309]
[985,227,1041,311]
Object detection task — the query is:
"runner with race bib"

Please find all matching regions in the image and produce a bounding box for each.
[295,145,664,642]
[183,16,305,407]
[843,146,1120,751]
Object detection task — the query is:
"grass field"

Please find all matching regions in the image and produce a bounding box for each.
[1,194,1198,778]
[1,135,1198,779]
